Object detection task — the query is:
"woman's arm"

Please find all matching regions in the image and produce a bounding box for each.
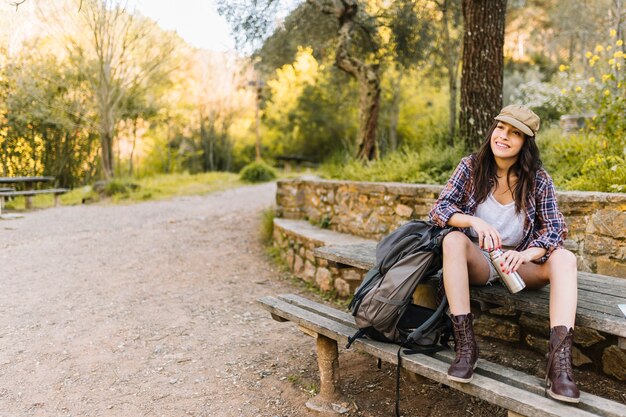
[429,157,473,227]
[448,213,502,250]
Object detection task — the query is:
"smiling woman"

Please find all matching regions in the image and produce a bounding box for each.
[429,104,582,404]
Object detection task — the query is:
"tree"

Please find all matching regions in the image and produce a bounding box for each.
[220,0,382,160]
[44,0,176,179]
[459,0,507,149]
[436,0,463,142]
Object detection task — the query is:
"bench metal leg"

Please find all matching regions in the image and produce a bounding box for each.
[305,334,345,413]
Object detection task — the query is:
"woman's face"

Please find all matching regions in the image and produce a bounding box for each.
[490,121,525,161]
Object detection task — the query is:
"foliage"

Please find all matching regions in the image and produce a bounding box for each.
[538,127,626,192]
[320,144,465,185]
[260,208,276,245]
[3,171,241,211]
[263,49,359,161]
[0,41,100,187]
[239,160,277,183]
[546,30,626,192]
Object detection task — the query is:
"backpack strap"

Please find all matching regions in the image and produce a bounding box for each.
[405,295,449,344]
[345,328,367,349]
[395,346,402,417]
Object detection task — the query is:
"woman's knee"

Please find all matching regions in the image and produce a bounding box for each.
[549,249,578,271]
[442,231,471,254]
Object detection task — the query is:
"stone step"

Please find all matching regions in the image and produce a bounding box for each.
[272,218,375,297]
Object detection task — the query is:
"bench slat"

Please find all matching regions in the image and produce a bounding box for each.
[0,188,68,197]
[259,295,617,417]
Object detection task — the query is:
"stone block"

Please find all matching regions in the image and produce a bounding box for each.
[573,326,605,347]
[395,204,413,218]
[315,267,333,292]
[285,249,295,270]
[596,257,626,278]
[584,235,619,256]
[412,286,436,309]
[525,334,591,367]
[341,268,363,282]
[334,278,351,298]
[588,209,626,238]
[525,333,548,354]
[488,305,518,317]
[474,314,520,342]
[304,249,316,263]
[303,260,316,282]
[293,256,304,275]
[602,346,626,381]
[519,313,549,336]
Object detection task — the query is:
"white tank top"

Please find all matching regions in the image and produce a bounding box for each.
[469,193,525,247]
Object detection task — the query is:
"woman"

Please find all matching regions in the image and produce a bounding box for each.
[429,104,580,403]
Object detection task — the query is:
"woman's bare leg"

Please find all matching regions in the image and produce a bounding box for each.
[442,231,492,316]
[517,249,578,328]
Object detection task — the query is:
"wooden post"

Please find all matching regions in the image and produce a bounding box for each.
[305,334,343,413]
[54,194,61,207]
[508,411,527,417]
[25,195,33,209]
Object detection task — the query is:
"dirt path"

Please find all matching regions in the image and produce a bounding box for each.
[0,183,321,417]
[0,183,619,417]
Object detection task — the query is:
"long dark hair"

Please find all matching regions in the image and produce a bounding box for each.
[472,121,543,214]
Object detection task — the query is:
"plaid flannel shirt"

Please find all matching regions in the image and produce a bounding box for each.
[429,155,567,264]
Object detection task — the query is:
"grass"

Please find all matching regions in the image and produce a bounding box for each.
[3,171,242,211]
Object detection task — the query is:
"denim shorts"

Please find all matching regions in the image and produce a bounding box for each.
[479,248,500,285]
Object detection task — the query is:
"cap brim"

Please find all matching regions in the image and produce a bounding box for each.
[494,115,534,137]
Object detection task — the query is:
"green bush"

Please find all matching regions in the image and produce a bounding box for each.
[320,144,465,185]
[239,161,277,183]
[538,127,625,192]
[260,208,276,244]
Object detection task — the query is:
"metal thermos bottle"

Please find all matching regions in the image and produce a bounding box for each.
[489,248,526,294]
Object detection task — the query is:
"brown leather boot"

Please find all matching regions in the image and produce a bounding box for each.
[546,326,580,403]
[447,313,479,383]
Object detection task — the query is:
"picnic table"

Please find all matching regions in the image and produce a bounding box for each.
[0,176,67,213]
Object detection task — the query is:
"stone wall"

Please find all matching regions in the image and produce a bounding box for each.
[276,178,626,277]
[272,219,367,298]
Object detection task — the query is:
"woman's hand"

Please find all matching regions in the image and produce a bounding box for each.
[500,250,532,274]
[470,217,502,250]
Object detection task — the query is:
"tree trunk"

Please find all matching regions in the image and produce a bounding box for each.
[460,0,507,150]
[99,112,114,179]
[441,0,462,144]
[388,70,402,153]
[128,118,138,176]
[309,0,380,160]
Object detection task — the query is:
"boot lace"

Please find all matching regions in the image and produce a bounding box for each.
[555,337,574,377]
[454,320,474,359]
[547,333,574,379]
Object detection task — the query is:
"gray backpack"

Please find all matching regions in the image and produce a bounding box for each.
[346,220,452,349]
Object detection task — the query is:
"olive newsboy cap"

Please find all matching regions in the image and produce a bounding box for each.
[494,104,541,137]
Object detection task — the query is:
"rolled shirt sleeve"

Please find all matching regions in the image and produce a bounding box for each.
[429,157,473,228]
[526,171,567,263]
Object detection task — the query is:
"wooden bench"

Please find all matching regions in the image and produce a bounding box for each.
[258,293,626,417]
[313,242,626,348]
[0,188,69,215]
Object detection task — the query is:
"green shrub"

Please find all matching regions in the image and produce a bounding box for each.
[239,161,277,183]
[260,208,276,244]
[320,143,465,185]
[538,127,625,192]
